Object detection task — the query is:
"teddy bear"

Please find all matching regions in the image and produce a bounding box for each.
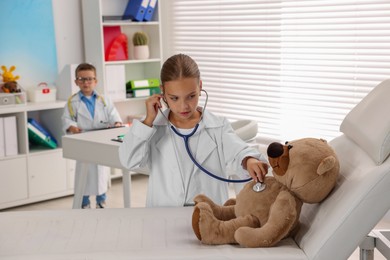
[1,65,21,93]
[191,137,339,248]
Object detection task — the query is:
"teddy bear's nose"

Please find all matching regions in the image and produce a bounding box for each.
[267,142,284,158]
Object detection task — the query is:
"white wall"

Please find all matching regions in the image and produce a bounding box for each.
[52,0,85,72]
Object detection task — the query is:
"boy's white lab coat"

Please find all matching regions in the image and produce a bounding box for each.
[62,92,122,195]
[119,108,266,207]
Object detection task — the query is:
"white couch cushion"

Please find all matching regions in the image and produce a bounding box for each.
[296,135,390,259]
[340,79,390,165]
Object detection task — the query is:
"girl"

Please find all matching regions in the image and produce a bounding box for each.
[119,54,268,207]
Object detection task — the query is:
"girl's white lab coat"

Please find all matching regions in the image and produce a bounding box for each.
[119,108,266,207]
[62,92,122,195]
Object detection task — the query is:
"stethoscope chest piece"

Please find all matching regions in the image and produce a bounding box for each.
[253,182,266,193]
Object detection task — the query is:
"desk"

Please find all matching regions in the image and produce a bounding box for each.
[62,127,133,209]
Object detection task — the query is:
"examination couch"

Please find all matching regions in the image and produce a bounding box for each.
[0,79,390,259]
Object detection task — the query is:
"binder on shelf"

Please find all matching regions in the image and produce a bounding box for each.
[0,117,5,157]
[144,0,157,21]
[3,116,18,156]
[102,15,124,22]
[123,0,149,21]
[27,118,58,149]
[132,87,161,98]
[127,78,160,89]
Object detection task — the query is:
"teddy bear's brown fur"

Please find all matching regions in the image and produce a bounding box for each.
[192,138,339,247]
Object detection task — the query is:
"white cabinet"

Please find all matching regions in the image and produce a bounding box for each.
[81,0,163,123]
[0,157,28,204]
[0,101,74,210]
[28,151,67,197]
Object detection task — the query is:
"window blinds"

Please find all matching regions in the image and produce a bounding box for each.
[163,0,390,142]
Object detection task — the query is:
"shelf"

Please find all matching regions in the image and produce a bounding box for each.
[104,58,161,65]
[26,100,66,111]
[0,153,26,161]
[0,99,73,210]
[28,146,63,155]
[82,0,162,124]
[0,104,27,114]
[102,21,159,26]
[113,96,147,103]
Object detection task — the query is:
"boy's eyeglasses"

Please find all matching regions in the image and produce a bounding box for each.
[76,77,96,83]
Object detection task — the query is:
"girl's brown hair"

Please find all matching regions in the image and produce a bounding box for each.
[160,54,200,86]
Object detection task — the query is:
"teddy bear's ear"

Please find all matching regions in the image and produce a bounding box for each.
[317,155,337,175]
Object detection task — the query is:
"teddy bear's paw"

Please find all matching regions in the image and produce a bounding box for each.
[193,202,232,245]
[223,198,236,206]
[235,226,276,248]
[192,206,202,241]
[193,194,215,206]
[192,202,215,241]
[196,201,213,213]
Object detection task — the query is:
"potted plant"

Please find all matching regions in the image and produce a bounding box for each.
[132,31,150,60]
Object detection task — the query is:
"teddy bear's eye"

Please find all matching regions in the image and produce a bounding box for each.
[288,145,293,150]
[285,141,289,145]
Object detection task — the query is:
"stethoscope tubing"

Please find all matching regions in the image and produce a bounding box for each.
[170,124,252,183]
[161,89,252,183]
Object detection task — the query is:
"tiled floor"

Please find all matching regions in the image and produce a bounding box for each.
[1,174,389,259]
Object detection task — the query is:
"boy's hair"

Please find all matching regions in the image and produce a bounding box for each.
[160,54,200,85]
[75,63,96,78]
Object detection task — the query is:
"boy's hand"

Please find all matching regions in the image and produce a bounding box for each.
[67,125,82,134]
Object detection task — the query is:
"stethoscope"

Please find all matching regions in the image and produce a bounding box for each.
[160,89,266,193]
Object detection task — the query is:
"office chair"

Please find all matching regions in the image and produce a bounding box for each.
[231,119,258,142]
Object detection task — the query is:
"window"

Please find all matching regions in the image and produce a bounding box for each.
[162,0,390,142]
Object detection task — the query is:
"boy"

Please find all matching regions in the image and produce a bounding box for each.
[62,63,122,208]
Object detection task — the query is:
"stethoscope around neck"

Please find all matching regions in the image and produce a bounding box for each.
[161,89,265,191]
[171,123,251,183]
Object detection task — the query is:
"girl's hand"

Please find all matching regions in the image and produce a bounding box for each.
[245,158,269,182]
[143,94,162,127]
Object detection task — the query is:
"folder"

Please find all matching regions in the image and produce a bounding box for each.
[132,87,161,98]
[0,117,5,157]
[127,78,160,89]
[3,116,18,156]
[123,0,149,21]
[27,118,58,149]
[144,0,157,21]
